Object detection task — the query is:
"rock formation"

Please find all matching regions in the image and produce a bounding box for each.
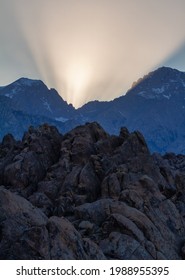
[0,122,185,259]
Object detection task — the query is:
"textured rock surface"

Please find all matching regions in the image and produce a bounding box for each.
[0,122,185,259]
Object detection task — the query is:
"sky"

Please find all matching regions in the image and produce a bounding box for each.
[0,0,185,108]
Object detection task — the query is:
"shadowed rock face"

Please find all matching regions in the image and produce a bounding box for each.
[0,122,185,260]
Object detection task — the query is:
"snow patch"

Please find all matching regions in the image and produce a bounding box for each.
[119,111,125,117]
[138,86,171,99]
[4,88,20,98]
[163,94,171,99]
[138,91,146,97]
[138,91,157,99]
[55,117,68,122]
[41,97,52,113]
[152,86,165,94]
[44,101,52,113]
[181,79,185,87]
[4,93,13,99]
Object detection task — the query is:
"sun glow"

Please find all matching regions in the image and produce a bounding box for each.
[64,60,92,108]
[1,1,185,108]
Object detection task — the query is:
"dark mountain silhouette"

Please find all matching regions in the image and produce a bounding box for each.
[1,67,185,153]
[1,122,185,259]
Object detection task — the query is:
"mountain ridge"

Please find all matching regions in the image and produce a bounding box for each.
[1,66,185,154]
[78,66,185,153]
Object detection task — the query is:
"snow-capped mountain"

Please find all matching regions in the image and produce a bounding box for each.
[130,66,185,100]
[0,78,78,139]
[1,67,185,154]
[79,67,185,153]
[0,77,75,120]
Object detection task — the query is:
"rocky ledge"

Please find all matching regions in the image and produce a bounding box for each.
[0,122,185,260]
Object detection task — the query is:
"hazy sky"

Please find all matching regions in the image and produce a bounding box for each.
[1,0,185,108]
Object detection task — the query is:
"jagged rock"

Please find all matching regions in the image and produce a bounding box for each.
[37,180,59,200]
[78,162,100,202]
[119,188,144,210]
[100,232,152,260]
[61,166,82,194]
[0,186,48,259]
[102,213,145,243]
[79,221,94,231]
[4,150,46,191]
[83,238,106,259]
[28,192,54,216]
[2,124,62,194]
[0,186,47,225]
[1,133,16,148]
[119,127,129,140]
[47,216,88,259]
[120,131,150,158]
[101,173,121,198]
[90,154,105,179]
[53,193,74,217]
[181,244,185,259]
[75,199,112,226]
[22,124,62,169]
[61,122,108,164]
[0,138,22,185]
[0,122,185,260]
[174,174,185,217]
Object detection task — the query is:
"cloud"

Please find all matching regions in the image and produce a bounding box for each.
[0,0,185,107]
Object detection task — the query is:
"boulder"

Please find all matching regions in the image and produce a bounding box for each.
[0,186,48,259]
[47,216,88,259]
[1,122,185,260]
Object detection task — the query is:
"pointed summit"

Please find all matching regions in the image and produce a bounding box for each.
[12,77,45,87]
[0,77,76,119]
[0,77,48,99]
[128,66,185,100]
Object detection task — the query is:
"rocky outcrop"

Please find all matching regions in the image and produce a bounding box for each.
[0,122,185,259]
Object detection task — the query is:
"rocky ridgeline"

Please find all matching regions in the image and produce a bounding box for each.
[0,122,185,259]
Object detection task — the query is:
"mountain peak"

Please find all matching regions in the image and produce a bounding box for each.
[154,66,179,72]
[129,66,185,100]
[0,77,49,99]
[148,66,185,79]
[12,77,46,88]
[0,77,76,121]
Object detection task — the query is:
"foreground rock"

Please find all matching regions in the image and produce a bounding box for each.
[0,122,185,259]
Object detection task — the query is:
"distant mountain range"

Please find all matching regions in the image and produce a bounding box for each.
[1,66,185,154]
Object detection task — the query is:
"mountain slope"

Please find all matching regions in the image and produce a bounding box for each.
[0,77,76,119]
[79,67,185,153]
[0,78,79,140]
